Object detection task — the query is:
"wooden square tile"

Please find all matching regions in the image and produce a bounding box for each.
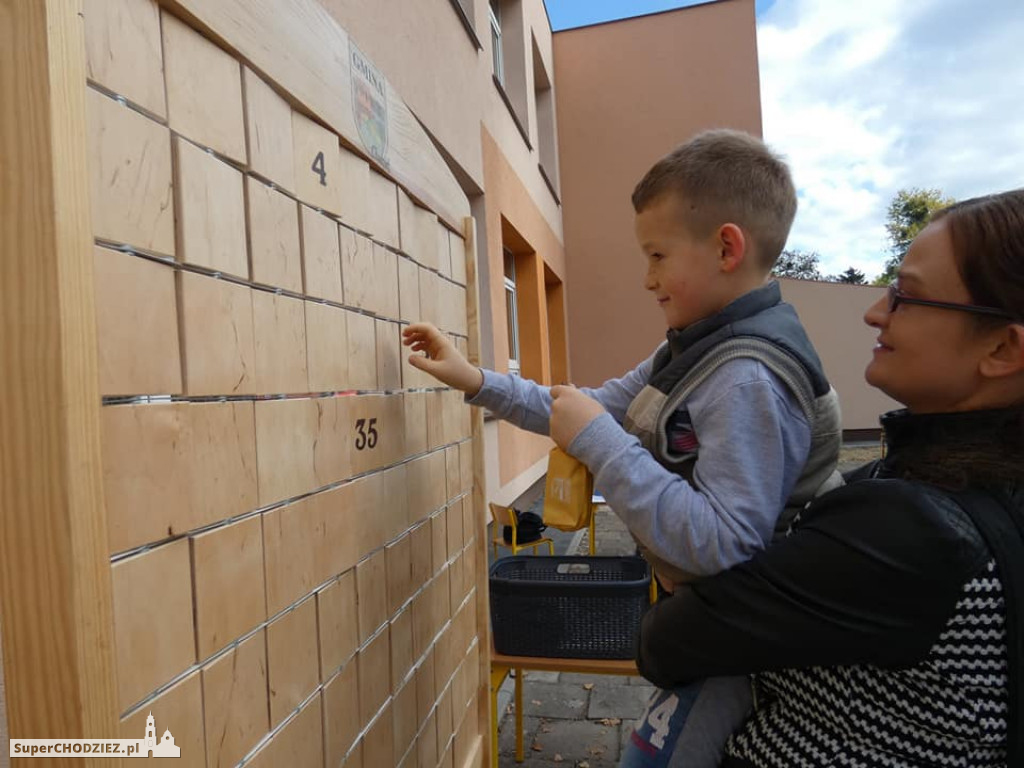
[392,677,418,763]
[246,694,322,768]
[254,397,319,505]
[376,320,402,391]
[192,516,266,659]
[444,446,460,504]
[406,452,446,526]
[389,607,414,693]
[397,256,421,324]
[162,11,246,162]
[247,177,302,292]
[417,710,437,768]
[173,136,247,278]
[93,246,181,396]
[111,540,195,711]
[449,231,467,285]
[267,598,319,727]
[436,221,453,278]
[459,441,473,496]
[346,310,378,391]
[102,401,257,552]
[201,629,268,768]
[385,534,413,616]
[372,244,400,321]
[430,509,447,573]
[415,647,436,723]
[317,569,358,678]
[120,671,204,768]
[300,205,343,302]
[252,291,309,395]
[84,0,166,118]
[349,395,404,476]
[312,397,355,490]
[263,496,325,616]
[323,661,359,767]
[86,88,174,255]
[357,629,390,727]
[305,302,350,392]
[178,271,255,395]
[364,172,399,249]
[356,550,388,645]
[337,148,371,233]
[340,229,376,313]
[403,393,428,457]
[436,684,453,759]
[418,268,440,329]
[292,110,341,215]
[446,504,463,563]
[242,67,295,193]
[409,522,433,592]
[363,704,394,768]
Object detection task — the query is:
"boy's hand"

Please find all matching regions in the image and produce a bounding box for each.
[402,322,484,395]
[549,385,605,450]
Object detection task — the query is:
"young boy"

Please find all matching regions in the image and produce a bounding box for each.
[403,129,842,767]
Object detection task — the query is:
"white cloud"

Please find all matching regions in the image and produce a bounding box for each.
[757,0,1024,279]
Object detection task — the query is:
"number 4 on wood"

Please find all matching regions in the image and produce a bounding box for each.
[311,151,327,186]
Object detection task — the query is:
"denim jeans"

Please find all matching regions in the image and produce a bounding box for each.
[619,676,752,768]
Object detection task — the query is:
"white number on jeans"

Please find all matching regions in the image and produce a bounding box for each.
[646,693,679,749]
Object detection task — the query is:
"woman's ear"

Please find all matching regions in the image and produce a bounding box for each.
[979,324,1024,379]
[718,223,747,273]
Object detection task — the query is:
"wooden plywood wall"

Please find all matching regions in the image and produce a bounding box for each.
[14,0,490,765]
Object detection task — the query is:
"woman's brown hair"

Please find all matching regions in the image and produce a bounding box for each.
[931,188,1024,326]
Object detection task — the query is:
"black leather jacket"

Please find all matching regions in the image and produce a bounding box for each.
[637,406,1024,766]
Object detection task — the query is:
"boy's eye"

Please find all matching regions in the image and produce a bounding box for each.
[650,252,664,261]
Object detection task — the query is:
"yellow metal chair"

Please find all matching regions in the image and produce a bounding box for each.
[490,502,554,558]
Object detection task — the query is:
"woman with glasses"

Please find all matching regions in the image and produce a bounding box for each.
[635,188,1024,768]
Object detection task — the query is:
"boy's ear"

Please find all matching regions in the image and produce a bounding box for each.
[979,323,1024,379]
[717,223,747,273]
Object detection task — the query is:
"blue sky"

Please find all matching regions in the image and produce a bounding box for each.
[546,0,776,31]
[545,0,1024,279]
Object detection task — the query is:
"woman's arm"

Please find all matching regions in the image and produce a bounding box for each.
[636,479,993,689]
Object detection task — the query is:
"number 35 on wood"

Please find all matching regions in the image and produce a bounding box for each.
[354,417,379,450]
[292,112,341,214]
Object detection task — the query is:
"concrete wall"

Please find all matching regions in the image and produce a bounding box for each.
[554,0,762,386]
[778,278,899,431]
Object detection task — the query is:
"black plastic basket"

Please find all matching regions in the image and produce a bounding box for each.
[489,555,651,659]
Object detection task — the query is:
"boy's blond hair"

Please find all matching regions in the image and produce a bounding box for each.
[632,129,797,270]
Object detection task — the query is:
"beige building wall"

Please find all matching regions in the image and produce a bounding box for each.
[778,278,900,431]
[554,0,762,387]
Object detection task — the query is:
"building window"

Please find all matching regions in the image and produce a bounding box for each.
[532,35,560,203]
[503,248,520,375]
[489,0,504,85]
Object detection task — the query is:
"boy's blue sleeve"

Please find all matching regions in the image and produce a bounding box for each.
[466,352,656,435]
[569,358,812,576]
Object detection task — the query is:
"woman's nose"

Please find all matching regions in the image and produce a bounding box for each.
[864,291,888,329]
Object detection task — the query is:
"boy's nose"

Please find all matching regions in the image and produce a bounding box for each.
[643,268,657,291]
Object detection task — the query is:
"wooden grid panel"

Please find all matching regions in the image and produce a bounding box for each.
[84,4,486,766]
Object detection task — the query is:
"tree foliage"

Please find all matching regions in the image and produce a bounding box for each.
[831,267,867,285]
[772,249,822,280]
[879,187,955,283]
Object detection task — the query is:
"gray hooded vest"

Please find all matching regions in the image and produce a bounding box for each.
[623,282,843,584]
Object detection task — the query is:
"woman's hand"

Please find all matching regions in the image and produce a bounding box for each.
[402,322,484,395]
[550,385,606,450]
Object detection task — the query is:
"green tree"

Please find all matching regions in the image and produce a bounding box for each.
[772,250,822,280]
[831,267,867,285]
[879,187,955,283]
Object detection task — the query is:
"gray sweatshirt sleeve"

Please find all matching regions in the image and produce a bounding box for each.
[568,358,812,576]
[466,351,657,434]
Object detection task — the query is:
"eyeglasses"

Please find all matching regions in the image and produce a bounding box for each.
[886,284,1017,321]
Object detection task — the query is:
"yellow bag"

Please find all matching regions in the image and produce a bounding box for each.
[542,447,595,532]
